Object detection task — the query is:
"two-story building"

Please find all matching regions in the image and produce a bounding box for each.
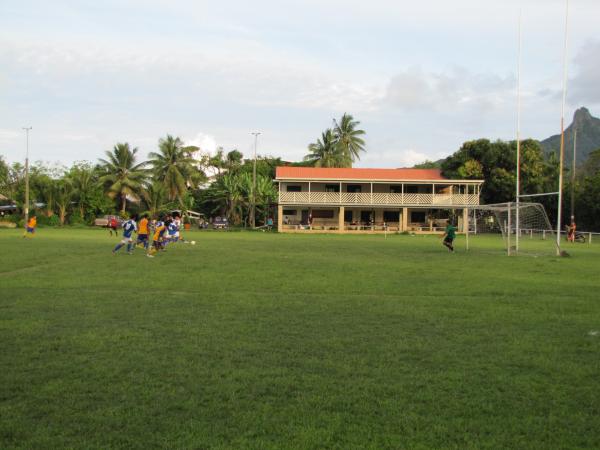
[275,166,483,233]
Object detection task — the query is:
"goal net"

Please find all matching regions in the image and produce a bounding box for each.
[468,202,559,256]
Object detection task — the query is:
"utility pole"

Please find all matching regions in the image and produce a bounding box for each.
[251,132,261,228]
[22,127,32,226]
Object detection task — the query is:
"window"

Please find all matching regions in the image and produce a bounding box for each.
[344,210,353,222]
[390,185,402,193]
[411,211,426,223]
[287,185,301,192]
[360,210,373,223]
[325,184,340,193]
[283,209,297,216]
[347,185,362,193]
[405,185,419,194]
[383,211,399,222]
[312,210,334,219]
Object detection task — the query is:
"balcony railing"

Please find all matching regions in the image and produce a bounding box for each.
[279,191,479,206]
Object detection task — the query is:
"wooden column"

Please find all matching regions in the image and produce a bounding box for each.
[402,207,408,232]
[339,206,345,233]
[462,207,468,233]
[277,205,283,232]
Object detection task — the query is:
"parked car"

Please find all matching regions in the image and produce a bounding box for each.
[94,215,123,227]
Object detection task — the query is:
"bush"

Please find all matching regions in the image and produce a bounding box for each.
[69,212,85,225]
[47,215,60,227]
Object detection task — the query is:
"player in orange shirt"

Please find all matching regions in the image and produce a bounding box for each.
[136,214,150,250]
[23,215,37,238]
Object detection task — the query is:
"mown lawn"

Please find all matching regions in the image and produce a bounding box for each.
[1,228,599,449]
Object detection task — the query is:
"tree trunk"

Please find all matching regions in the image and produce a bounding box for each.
[121,194,127,214]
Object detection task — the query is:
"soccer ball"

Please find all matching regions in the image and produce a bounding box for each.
[191,241,196,245]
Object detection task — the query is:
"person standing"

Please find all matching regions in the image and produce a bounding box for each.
[108,216,119,236]
[441,221,457,252]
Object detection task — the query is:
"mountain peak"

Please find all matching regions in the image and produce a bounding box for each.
[541,106,600,165]
[573,107,592,124]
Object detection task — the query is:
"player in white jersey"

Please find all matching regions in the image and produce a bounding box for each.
[112,214,137,254]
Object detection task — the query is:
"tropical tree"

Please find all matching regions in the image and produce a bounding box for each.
[333,113,366,167]
[98,143,147,214]
[304,129,344,167]
[54,178,75,225]
[142,180,168,218]
[149,135,204,204]
[68,162,99,220]
[255,175,278,222]
[208,173,244,224]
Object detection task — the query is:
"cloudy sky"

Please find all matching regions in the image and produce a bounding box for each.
[1,0,599,168]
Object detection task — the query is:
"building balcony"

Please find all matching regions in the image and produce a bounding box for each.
[278,191,480,207]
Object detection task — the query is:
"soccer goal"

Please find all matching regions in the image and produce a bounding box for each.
[467,202,559,256]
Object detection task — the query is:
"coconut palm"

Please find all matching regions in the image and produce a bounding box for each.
[69,163,98,219]
[142,180,168,218]
[333,113,366,167]
[304,129,344,168]
[98,143,147,213]
[54,178,74,225]
[149,135,204,204]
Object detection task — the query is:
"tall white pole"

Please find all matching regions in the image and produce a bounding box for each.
[570,130,577,224]
[515,10,522,254]
[251,131,261,228]
[22,127,32,226]
[556,0,569,256]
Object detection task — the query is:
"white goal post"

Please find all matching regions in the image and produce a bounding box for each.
[467,202,559,256]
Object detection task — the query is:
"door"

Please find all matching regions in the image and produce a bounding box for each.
[301,210,309,225]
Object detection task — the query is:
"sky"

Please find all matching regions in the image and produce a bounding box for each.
[1,0,599,168]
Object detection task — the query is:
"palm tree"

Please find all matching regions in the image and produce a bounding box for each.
[208,173,244,224]
[255,175,277,223]
[69,163,97,219]
[149,135,203,204]
[304,129,344,167]
[54,178,74,225]
[142,180,168,218]
[333,113,366,167]
[98,143,147,214]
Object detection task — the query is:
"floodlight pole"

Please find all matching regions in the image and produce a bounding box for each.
[251,131,261,228]
[556,0,569,256]
[515,10,522,254]
[22,127,32,226]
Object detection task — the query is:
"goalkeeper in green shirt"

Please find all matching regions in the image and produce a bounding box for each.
[442,222,457,252]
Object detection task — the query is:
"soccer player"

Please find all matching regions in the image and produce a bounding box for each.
[147,217,166,258]
[23,215,37,238]
[441,221,457,252]
[167,216,179,244]
[108,216,119,236]
[136,214,150,249]
[112,214,137,254]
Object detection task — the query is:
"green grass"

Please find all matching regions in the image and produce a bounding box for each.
[1,228,599,449]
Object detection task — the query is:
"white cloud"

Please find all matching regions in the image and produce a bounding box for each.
[185,132,218,155]
[570,40,600,107]
[384,67,515,114]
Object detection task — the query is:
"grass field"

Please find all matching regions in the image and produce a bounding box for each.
[1,228,599,449]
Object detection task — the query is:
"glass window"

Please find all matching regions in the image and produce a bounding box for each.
[287,185,301,192]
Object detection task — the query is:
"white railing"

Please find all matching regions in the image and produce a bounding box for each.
[279,192,479,206]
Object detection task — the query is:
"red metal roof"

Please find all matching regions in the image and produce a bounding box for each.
[275,166,447,181]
